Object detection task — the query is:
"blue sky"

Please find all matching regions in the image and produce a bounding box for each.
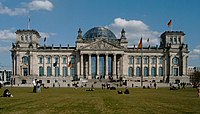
[0,0,200,69]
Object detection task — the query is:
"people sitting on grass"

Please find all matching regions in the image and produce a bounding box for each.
[197,84,200,97]
[1,89,13,97]
[124,87,130,94]
[117,87,130,94]
[170,86,178,90]
[110,86,116,90]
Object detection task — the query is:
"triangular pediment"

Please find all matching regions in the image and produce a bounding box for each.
[81,39,124,50]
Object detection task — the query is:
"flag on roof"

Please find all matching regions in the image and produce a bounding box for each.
[147,38,149,42]
[167,19,172,27]
[68,61,72,68]
[136,38,142,52]
[44,37,46,42]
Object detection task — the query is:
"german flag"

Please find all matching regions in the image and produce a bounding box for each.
[136,38,142,52]
[68,61,72,68]
[167,19,172,27]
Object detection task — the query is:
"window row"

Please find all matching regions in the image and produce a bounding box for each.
[128,67,163,77]
[169,36,181,44]
[128,56,163,64]
[38,56,75,64]
[128,67,180,77]
[38,66,75,77]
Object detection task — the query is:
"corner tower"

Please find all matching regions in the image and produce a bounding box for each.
[160,31,189,83]
[15,30,41,48]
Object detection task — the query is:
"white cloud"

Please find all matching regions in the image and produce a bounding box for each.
[0,0,54,16]
[0,2,28,16]
[0,29,15,41]
[27,0,54,11]
[107,18,161,47]
[0,46,10,53]
[189,45,200,60]
[39,32,56,40]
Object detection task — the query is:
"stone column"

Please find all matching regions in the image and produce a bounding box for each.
[88,54,92,79]
[51,56,55,77]
[97,54,100,78]
[67,56,70,76]
[112,54,116,79]
[156,56,159,76]
[185,56,188,76]
[76,55,80,78]
[59,55,62,77]
[148,56,151,76]
[105,54,108,79]
[170,55,173,76]
[12,55,15,76]
[43,56,46,76]
[16,54,20,75]
[132,56,134,77]
[81,54,84,77]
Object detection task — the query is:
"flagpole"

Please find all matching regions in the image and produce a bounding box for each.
[28,16,30,30]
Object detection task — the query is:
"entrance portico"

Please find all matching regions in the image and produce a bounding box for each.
[79,52,124,80]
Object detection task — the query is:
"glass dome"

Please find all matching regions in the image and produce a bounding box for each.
[83,27,116,40]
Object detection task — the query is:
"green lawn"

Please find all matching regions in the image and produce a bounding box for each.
[0,87,200,114]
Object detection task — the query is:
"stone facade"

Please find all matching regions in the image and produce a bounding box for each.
[10,27,190,87]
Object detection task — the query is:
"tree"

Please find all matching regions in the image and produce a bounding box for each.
[192,71,200,83]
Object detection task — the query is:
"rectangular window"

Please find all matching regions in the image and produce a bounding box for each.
[55,57,59,63]
[47,80,50,83]
[63,57,66,63]
[47,57,51,64]
[129,56,133,64]
[144,57,148,64]
[136,58,141,64]
[151,57,156,64]
[174,36,177,44]
[159,57,163,64]
[173,68,178,76]
[170,37,173,43]
[178,37,181,44]
[39,57,43,64]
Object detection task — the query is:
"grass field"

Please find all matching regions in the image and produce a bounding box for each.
[0,87,200,114]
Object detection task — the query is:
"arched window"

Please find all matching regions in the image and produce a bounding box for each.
[151,67,156,76]
[47,66,52,76]
[159,67,163,76]
[128,67,133,77]
[63,66,68,77]
[39,66,44,76]
[136,67,140,77]
[144,67,148,77]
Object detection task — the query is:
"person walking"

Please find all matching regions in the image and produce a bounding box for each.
[32,79,37,93]
[197,84,200,97]
[37,81,41,93]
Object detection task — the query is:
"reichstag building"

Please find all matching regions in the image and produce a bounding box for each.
[10,27,190,87]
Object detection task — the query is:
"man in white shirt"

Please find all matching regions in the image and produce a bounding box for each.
[33,79,37,93]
